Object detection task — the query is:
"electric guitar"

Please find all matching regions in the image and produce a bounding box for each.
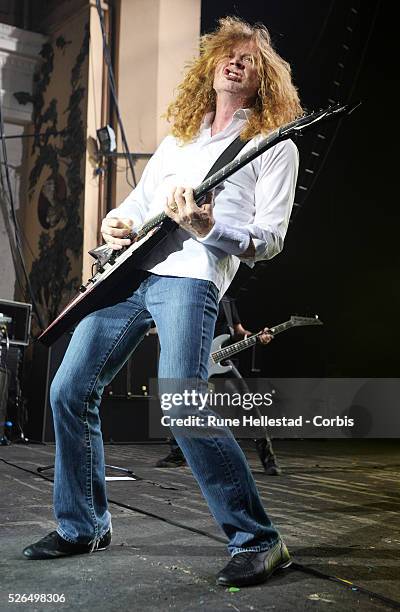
[208,315,323,377]
[39,103,356,346]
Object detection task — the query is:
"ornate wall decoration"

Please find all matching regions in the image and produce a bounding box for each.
[37,174,67,230]
[23,22,89,328]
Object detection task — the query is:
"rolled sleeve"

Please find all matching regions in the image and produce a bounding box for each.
[243,139,299,262]
[197,139,299,263]
[196,219,251,255]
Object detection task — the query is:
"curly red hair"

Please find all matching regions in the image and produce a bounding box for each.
[166,16,303,143]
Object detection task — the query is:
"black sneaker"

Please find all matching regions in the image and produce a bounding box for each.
[255,439,282,475]
[216,539,291,587]
[23,529,111,560]
[155,447,186,468]
[263,457,282,476]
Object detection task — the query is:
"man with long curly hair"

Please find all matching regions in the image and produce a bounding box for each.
[24,17,302,588]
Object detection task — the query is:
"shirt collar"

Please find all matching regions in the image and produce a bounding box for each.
[233,108,252,120]
[202,107,252,129]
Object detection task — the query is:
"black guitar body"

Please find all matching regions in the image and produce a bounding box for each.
[38,218,176,346]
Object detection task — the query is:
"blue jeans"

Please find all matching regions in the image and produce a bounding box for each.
[50,272,280,555]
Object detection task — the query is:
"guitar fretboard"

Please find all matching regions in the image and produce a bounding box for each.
[108,104,349,263]
[134,105,345,240]
[211,320,294,363]
[212,333,260,363]
[136,127,283,238]
[269,321,293,335]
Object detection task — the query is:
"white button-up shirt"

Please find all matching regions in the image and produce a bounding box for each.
[108,109,299,297]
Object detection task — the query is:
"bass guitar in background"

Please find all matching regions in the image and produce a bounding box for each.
[208,315,323,377]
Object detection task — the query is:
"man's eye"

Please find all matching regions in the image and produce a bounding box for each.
[243,56,252,63]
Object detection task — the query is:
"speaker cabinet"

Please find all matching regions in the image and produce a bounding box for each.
[25,333,159,443]
[105,332,159,397]
[0,299,31,346]
[100,396,155,443]
[24,333,71,442]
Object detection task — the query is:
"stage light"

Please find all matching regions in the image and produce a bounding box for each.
[96,125,116,154]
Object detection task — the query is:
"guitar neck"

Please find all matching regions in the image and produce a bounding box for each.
[212,333,260,363]
[136,128,288,239]
[269,320,294,335]
[130,103,351,241]
[211,319,293,363]
[193,129,287,201]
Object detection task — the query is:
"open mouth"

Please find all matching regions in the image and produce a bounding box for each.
[224,68,241,82]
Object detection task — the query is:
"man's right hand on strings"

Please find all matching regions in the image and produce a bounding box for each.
[101,217,135,250]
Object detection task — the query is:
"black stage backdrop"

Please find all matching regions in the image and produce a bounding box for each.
[201,0,399,378]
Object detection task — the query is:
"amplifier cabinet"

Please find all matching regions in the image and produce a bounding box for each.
[0,299,32,346]
[25,332,160,443]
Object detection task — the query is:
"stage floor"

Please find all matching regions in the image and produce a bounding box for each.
[1,440,399,611]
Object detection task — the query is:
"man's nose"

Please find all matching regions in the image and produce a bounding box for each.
[229,55,243,68]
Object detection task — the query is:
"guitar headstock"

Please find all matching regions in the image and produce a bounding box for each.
[289,315,324,327]
[280,101,360,138]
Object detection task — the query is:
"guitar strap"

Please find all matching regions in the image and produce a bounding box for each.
[221,296,235,337]
[202,135,248,182]
[204,135,248,336]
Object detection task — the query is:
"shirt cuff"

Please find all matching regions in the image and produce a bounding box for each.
[196,220,251,256]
